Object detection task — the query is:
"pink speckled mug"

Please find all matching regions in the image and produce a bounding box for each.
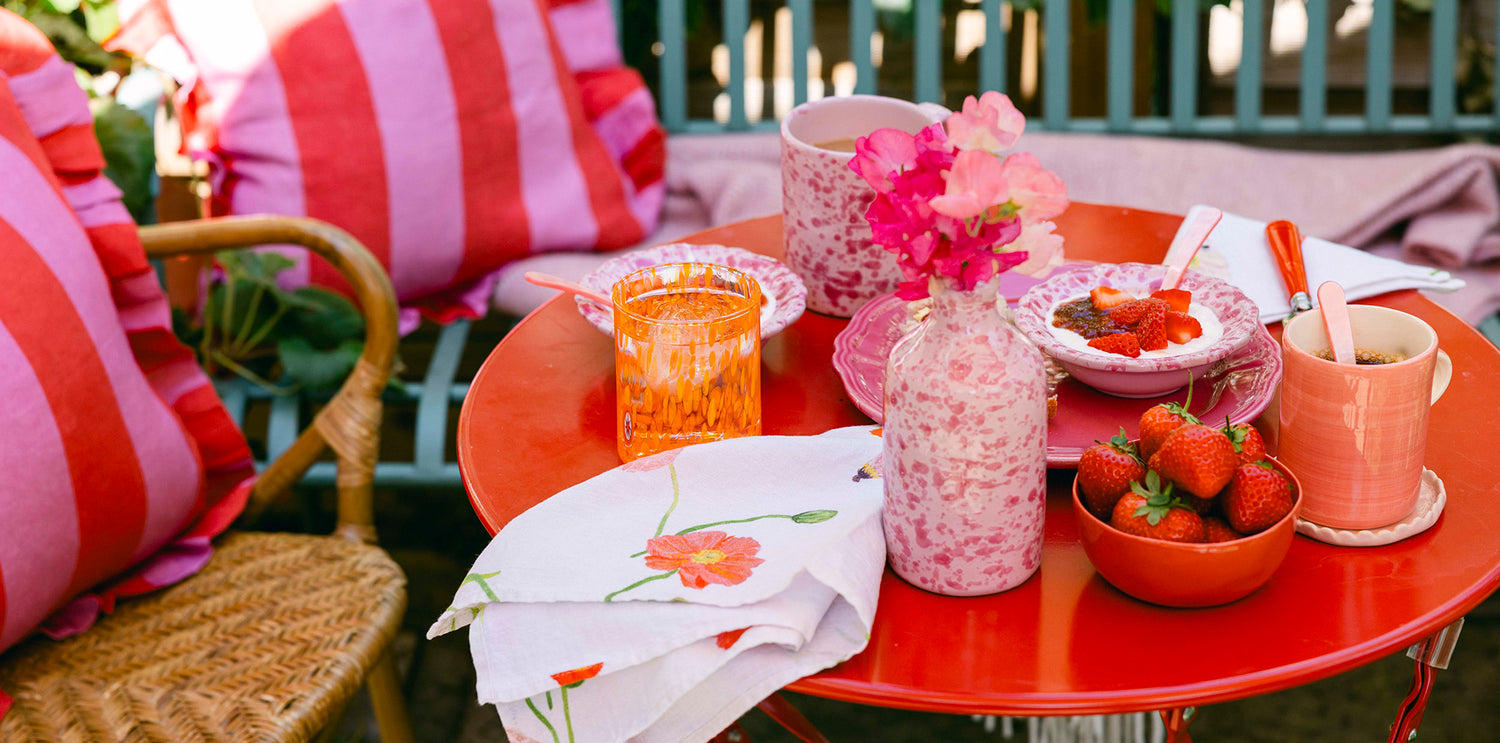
[780,95,948,317]
[1278,305,1452,529]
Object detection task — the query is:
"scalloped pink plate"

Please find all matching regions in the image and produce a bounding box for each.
[833,288,1283,467]
[577,243,808,340]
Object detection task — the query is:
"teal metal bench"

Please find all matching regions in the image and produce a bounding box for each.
[232,0,1492,488]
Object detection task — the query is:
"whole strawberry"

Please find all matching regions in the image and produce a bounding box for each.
[1109,471,1205,543]
[1077,428,1145,519]
[1138,379,1199,460]
[1222,461,1294,534]
[1148,423,1238,499]
[1222,419,1267,465]
[1201,516,1243,543]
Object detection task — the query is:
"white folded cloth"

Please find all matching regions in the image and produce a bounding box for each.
[428,427,887,743]
[1168,206,1466,324]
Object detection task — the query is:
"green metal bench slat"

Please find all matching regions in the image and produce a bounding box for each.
[1169,0,1198,132]
[1107,0,1134,132]
[851,0,876,95]
[724,0,749,130]
[267,391,300,463]
[1429,0,1457,129]
[791,0,812,106]
[415,319,470,480]
[1043,0,1069,128]
[219,381,247,428]
[659,0,687,131]
[1236,0,1264,131]
[915,0,942,104]
[1367,0,1394,130]
[979,0,1006,95]
[1301,0,1328,131]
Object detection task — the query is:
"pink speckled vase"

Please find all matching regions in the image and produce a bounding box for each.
[882,277,1049,596]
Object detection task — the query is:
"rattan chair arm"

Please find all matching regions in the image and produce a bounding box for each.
[139,216,398,543]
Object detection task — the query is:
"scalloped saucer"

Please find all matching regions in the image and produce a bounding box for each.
[1295,469,1446,547]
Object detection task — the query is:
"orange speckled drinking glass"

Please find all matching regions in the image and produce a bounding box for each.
[612,263,762,462]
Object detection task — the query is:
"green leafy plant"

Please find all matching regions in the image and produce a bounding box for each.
[171,252,366,394]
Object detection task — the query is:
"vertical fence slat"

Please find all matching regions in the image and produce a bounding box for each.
[611,0,622,49]
[724,0,749,129]
[1235,0,1264,130]
[979,0,1006,93]
[915,0,942,103]
[1043,0,1069,128]
[1107,0,1134,130]
[791,0,812,105]
[1300,0,1327,130]
[1366,0,1394,129]
[1169,0,1198,131]
[851,0,876,94]
[1429,0,1457,129]
[1494,1,1500,125]
[659,0,686,131]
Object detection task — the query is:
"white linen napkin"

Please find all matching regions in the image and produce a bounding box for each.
[1168,206,1466,323]
[428,426,887,743]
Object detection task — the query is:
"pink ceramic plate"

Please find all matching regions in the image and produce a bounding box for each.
[833,292,1283,467]
[577,243,808,339]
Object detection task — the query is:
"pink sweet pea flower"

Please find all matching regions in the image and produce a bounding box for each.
[849,128,920,193]
[930,149,1010,220]
[999,152,1068,223]
[1008,221,1065,277]
[944,91,1026,154]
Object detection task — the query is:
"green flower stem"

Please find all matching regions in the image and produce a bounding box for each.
[235,304,289,355]
[227,281,267,355]
[561,684,576,743]
[209,350,293,396]
[525,696,561,743]
[604,570,676,602]
[652,463,681,539]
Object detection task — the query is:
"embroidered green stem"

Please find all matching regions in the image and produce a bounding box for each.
[604,570,676,602]
[629,510,837,557]
[652,464,681,538]
[525,696,560,743]
[561,684,576,743]
[460,569,503,602]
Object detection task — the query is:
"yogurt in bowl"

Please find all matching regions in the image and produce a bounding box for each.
[1015,263,1262,398]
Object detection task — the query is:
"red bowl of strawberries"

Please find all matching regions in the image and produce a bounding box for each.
[1071,404,1302,608]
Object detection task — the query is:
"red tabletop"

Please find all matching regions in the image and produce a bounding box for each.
[458,204,1500,716]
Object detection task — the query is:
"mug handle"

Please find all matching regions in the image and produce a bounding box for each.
[917,102,952,124]
[1432,349,1452,404]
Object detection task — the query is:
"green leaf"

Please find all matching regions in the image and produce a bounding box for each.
[219,250,296,282]
[791,510,837,524]
[284,287,364,347]
[278,336,362,391]
[90,100,155,225]
[80,1,117,45]
[44,0,83,14]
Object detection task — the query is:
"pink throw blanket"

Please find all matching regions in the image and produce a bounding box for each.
[494,131,1500,325]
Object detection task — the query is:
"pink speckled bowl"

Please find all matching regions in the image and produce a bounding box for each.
[1015,263,1262,398]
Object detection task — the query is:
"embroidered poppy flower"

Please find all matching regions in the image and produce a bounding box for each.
[644,531,765,589]
[716,627,750,649]
[550,662,604,687]
[621,447,681,472]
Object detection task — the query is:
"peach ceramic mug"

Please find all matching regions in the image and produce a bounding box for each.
[780,95,948,317]
[1278,305,1452,529]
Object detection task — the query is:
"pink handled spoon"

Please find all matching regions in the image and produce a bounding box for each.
[1316,281,1356,365]
[523,271,612,307]
[1160,206,1222,290]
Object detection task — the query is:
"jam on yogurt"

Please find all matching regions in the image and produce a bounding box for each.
[1050,288,1224,358]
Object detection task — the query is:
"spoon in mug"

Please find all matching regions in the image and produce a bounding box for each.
[1160,206,1222,290]
[523,271,611,306]
[1316,281,1357,365]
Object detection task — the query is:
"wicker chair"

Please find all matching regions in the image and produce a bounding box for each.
[0,216,414,743]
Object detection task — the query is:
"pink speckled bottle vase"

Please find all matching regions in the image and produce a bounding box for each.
[882,278,1049,596]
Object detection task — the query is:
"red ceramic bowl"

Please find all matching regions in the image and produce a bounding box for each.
[1072,456,1302,608]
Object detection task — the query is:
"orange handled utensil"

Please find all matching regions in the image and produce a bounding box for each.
[1266,220,1313,319]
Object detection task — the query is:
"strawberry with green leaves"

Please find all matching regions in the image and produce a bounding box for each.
[1148,423,1239,499]
[1077,428,1146,519]
[1109,470,1205,543]
[1221,419,1267,465]
[1137,376,1199,460]
[1222,461,1295,534]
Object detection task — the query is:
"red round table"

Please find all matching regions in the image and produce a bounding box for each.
[459,205,1500,726]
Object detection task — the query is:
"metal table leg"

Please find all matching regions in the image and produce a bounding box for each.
[1388,617,1464,743]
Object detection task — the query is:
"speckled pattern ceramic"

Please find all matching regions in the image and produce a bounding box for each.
[780,96,947,317]
[882,280,1048,596]
[1014,263,1262,397]
[576,243,807,339]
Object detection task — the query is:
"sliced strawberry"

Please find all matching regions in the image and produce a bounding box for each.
[1089,286,1135,310]
[1164,311,1203,345]
[1150,288,1192,313]
[1136,303,1168,351]
[1087,332,1141,357]
[1108,298,1170,327]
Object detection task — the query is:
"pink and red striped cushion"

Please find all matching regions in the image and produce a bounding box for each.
[115,0,666,326]
[0,9,254,659]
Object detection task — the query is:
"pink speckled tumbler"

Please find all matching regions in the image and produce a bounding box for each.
[780,96,948,317]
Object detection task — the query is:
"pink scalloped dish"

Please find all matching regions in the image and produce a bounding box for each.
[832,264,1281,467]
[577,243,808,340]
